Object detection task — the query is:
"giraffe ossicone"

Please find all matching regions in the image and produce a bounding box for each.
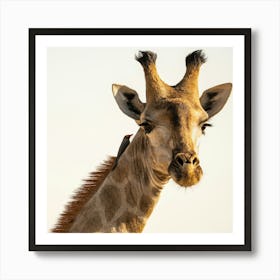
[52,50,232,233]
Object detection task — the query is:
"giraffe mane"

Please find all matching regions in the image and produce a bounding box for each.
[51,156,116,233]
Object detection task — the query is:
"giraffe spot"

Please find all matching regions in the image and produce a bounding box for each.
[69,206,103,233]
[84,212,102,232]
[100,185,121,222]
[140,194,154,217]
[115,211,144,232]
[125,185,137,207]
[111,162,127,183]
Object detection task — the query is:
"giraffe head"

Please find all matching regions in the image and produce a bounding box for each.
[112,50,232,187]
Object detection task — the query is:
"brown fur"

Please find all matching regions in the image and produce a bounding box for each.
[115,211,144,232]
[51,156,116,233]
[140,194,154,217]
[70,211,102,233]
[100,184,121,222]
[111,159,127,183]
[125,184,138,207]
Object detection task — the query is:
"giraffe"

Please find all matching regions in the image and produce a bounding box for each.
[52,50,232,233]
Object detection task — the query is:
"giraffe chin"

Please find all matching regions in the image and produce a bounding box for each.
[168,164,203,188]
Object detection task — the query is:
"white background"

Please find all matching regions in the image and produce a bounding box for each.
[0,0,279,279]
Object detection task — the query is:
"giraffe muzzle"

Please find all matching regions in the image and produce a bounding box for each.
[168,152,203,187]
[175,153,200,167]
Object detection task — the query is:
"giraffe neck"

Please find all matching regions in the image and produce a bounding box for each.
[69,130,170,232]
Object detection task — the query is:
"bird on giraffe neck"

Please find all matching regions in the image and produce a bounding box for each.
[112,134,133,170]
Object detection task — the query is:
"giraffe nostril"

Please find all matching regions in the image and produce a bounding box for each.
[175,153,187,166]
[176,156,184,166]
[175,153,199,167]
[192,157,199,166]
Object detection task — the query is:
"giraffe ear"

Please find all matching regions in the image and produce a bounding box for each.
[112,84,145,120]
[200,83,232,118]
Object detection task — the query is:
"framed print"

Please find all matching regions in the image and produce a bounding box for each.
[29,28,251,251]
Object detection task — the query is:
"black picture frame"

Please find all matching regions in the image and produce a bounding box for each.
[29,28,251,251]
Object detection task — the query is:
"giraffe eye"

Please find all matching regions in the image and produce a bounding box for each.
[140,122,154,134]
[201,123,212,134]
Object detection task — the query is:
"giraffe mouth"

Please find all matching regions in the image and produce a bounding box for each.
[168,161,203,187]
